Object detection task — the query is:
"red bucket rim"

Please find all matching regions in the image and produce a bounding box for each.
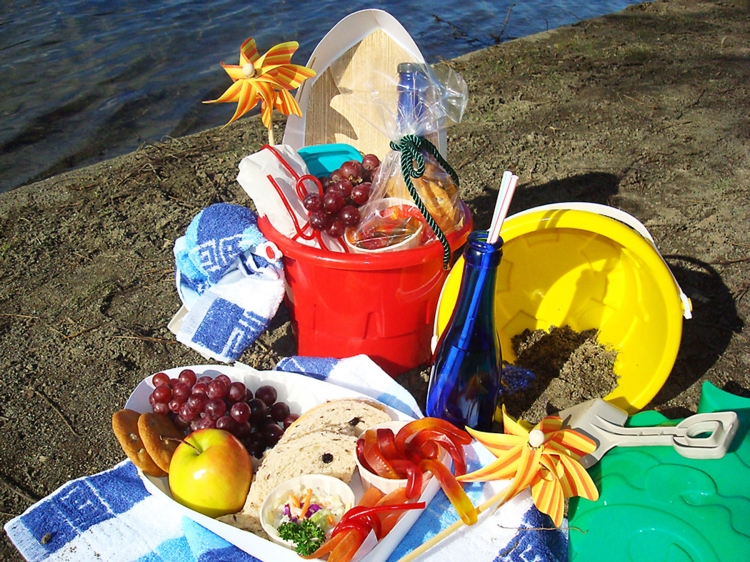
[258,202,473,271]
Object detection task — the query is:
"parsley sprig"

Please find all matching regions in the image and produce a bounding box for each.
[277,519,327,556]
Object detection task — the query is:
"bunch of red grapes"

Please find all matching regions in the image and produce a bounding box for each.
[303,154,381,238]
[148,369,298,458]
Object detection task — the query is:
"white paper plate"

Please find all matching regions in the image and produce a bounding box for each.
[124,364,444,562]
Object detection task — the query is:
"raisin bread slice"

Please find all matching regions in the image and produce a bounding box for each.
[280,398,393,444]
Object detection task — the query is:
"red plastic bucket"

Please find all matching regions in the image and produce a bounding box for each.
[258,205,473,376]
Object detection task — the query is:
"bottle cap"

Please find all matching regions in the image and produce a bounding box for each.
[398,62,426,74]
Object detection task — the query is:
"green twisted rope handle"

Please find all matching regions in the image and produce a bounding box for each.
[388,134,459,269]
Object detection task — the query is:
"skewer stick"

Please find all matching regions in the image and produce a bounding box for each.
[397,487,511,562]
[488,174,518,244]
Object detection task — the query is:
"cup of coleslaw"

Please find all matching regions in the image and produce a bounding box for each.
[260,474,356,551]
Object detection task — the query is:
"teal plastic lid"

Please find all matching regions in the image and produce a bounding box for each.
[568,381,750,561]
[298,143,362,178]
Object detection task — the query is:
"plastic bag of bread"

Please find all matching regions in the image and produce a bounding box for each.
[337,62,469,252]
[345,150,464,252]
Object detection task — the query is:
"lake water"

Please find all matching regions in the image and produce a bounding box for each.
[0,1,642,193]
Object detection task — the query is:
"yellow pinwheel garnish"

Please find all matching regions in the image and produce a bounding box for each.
[457,406,599,527]
[205,38,316,132]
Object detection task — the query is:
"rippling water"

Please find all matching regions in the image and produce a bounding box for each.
[0,1,642,193]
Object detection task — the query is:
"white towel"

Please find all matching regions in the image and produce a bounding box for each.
[172,203,285,363]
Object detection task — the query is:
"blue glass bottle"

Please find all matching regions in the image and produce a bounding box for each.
[397,62,438,140]
[426,231,503,431]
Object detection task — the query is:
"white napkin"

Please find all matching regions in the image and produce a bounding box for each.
[236,144,343,251]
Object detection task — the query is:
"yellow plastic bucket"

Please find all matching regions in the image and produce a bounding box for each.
[434,203,692,414]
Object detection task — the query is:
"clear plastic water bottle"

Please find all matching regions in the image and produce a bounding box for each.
[426,230,503,431]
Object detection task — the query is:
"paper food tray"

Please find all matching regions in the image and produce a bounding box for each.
[124,364,442,562]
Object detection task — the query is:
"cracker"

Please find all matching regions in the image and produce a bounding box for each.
[112,409,166,477]
[137,412,184,474]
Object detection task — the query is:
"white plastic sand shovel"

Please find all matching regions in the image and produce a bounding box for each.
[558,399,739,468]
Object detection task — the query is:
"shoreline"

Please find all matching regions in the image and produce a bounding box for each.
[2,1,749,559]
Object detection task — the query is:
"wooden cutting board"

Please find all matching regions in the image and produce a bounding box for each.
[284,10,435,158]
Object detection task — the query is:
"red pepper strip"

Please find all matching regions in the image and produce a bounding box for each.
[300,531,347,560]
[345,502,426,519]
[332,506,380,537]
[394,418,472,457]
[376,428,400,460]
[332,518,372,539]
[362,430,400,479]
[376,489,425,537]
[332,502,426,540]
[337,502,426,540]
[419,458,478,526]
[410,429,468,476]
[339,505,374,523]
[389,459,423,499]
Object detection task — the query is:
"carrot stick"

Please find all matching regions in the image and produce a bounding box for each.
[289,492,300,509]
[375,487,409,507]
[300,532,347,560]
[379,511,405,537]
[359,486,385,508]
[328,531,366,562]
[300,488,313,518]
[376,487,414,537]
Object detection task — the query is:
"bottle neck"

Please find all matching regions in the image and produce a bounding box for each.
[448,231,502,349]
[463,231,502,269]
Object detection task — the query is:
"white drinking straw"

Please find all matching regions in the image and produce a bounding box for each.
[488,172,518,244]
[487,171,512,242]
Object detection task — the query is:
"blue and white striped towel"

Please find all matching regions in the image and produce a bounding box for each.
[5,355,567,562]
[173,203,285,363]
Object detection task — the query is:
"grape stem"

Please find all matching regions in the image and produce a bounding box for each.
[163,436,195,453]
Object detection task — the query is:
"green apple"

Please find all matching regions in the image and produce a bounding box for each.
[168,428,252,518]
